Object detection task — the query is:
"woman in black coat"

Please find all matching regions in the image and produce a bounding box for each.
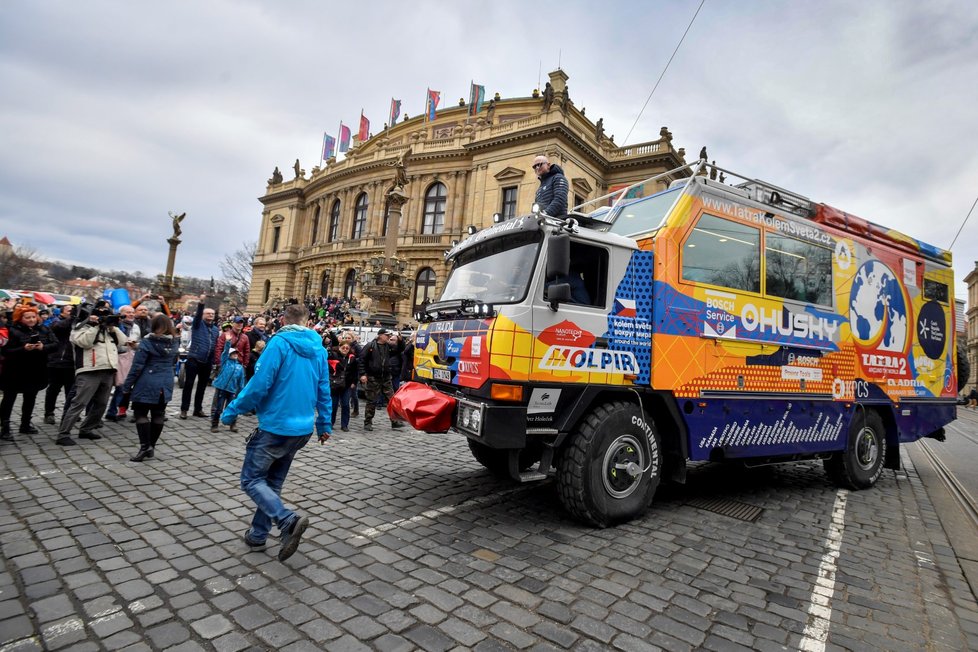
[1,305,58,439]
[328,342,358,432]
[122,314,179,462]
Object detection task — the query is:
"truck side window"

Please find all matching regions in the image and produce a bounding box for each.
[544,242,608,307]
[765,233,834,306]
[682,214,760,293]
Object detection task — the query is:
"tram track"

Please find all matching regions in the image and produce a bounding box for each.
[918,438,978,532]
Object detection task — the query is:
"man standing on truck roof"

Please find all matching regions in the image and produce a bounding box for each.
[532,155,568,218]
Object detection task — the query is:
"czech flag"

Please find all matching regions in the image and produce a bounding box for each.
[614,297,637,318]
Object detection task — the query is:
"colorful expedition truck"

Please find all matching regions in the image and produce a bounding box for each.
[402,159,962,526]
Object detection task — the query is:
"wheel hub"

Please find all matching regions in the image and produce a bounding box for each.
[602,434,645,498]
[855,427,879,470]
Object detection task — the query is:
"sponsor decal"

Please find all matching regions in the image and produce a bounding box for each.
[903,259,916,288]
[916,301,946,360]
[740,303,838,342]
[782,366,823,381]
[527,388,561,414]
[539,345,639,374]
[539,320,595,347]
[835,240,852,270]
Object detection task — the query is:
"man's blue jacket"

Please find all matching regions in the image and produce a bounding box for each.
[187,300,219,364]
[222,326,332,437]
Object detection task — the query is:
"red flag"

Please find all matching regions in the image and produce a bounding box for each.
[359,112,370,142]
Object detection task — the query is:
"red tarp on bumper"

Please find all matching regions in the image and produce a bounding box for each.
[388,381,456,433]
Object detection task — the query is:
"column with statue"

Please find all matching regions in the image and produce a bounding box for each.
[358,149,414,326]
[157,211,185,305]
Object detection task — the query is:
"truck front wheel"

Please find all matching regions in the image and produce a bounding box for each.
[557,401,661,527]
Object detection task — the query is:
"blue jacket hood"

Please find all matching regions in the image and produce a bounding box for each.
[276,326,323,359]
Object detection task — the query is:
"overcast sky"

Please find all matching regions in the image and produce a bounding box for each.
[1,0,976,303]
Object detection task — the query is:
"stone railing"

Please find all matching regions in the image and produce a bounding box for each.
[608,139,666,160]
[413,234,444,245]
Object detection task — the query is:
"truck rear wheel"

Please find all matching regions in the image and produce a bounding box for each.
[557,401,661,527]
[467,439,539,477]
[824,410,886,489]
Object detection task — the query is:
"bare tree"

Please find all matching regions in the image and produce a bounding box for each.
[0,244,45,288]
[220,241,256,301]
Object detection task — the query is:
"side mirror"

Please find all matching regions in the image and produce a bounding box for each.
[546,283,571,311]
[546,233,570,280]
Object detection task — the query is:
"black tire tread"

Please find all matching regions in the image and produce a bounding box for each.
[556,401,624,527]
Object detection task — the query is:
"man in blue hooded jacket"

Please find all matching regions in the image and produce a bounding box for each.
[222,303,332,562]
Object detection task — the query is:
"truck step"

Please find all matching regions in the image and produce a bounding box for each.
[518,470,549,482]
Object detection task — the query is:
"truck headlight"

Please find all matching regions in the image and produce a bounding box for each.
[457,401,483,434]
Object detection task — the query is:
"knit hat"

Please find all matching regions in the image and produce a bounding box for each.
[12,304,39,323]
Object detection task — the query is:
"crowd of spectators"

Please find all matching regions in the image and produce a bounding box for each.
[0,292,418,448]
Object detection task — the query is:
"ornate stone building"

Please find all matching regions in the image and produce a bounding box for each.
[247,70,689,324]
[965,262,978,392]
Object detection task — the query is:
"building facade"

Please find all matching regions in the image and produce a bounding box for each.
[247,70,689,324]
[965,262,978,393]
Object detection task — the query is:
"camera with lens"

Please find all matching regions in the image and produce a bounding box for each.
[91,301,120,327]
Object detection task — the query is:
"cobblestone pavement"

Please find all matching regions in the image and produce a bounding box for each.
[1,389,977,651]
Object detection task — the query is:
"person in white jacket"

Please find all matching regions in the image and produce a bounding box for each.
[56,302,130,447]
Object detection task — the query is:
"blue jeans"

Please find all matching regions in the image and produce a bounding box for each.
[210,389,235,426]
[240,429,311,542]
[331,388,349,428]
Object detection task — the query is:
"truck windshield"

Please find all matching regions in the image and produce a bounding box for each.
[600,186,683,237]
[441,232,541,304]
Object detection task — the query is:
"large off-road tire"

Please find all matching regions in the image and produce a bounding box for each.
[556,401,662,527]
[467,439,539,478]
[824,410,886,489]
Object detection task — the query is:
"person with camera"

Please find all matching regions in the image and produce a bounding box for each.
[43,305,75,425]
[180,294,219,419]
[1,305,58,440]
[122,314,179,462]
[56,301,130,446]
[105,305,138,423]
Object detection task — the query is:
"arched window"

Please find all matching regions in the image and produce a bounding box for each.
[422,183,447,234]
[328,200,340,242]
[352,193,368,239]
[343,269,357,300]
[310,205,320,245]
[320,270,330,297]
[262,279,271,305]
[414,267,437,312]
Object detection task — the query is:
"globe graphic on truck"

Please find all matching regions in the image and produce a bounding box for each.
[848,260,908,352]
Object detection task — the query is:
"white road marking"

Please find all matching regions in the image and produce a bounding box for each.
[799,489,848,652]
